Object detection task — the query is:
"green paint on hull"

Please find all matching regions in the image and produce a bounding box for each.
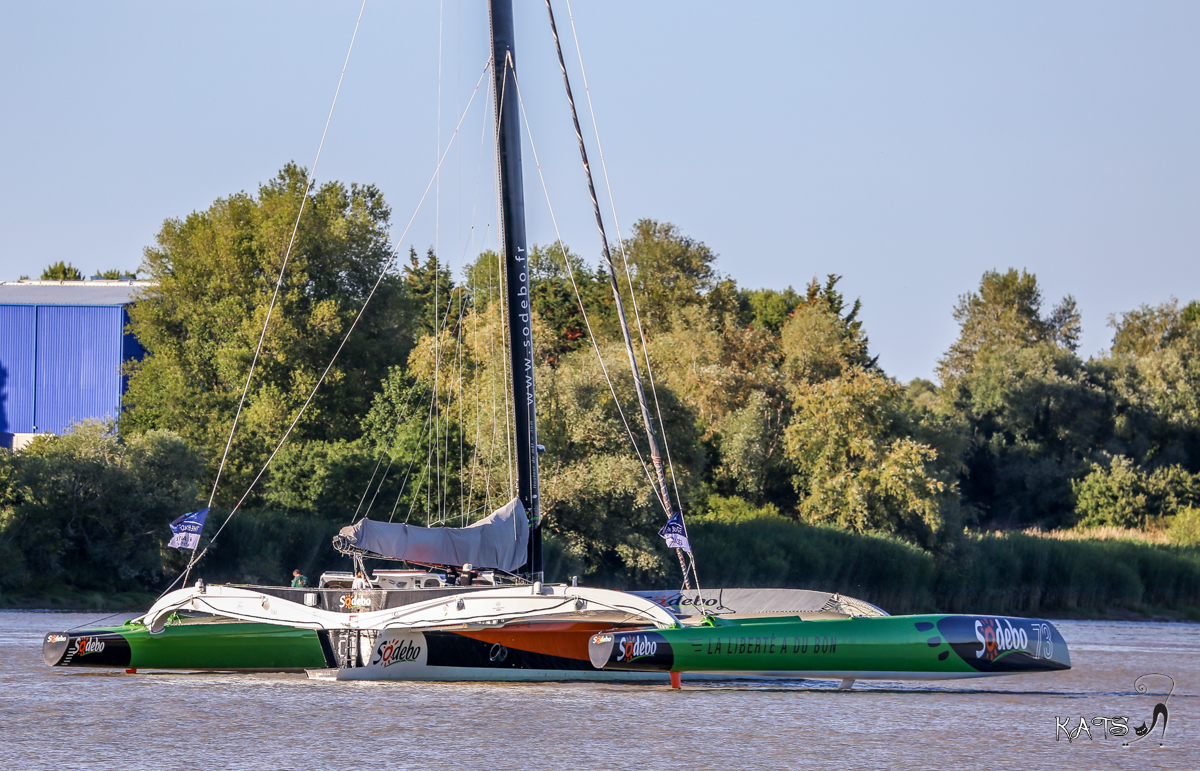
[591,614,1071,676]
[130,622,326,670]
[45,621,327,671]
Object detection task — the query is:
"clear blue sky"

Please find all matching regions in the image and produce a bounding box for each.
[1,1,1196,382]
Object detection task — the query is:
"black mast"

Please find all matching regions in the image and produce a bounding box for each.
[490,0,541,577]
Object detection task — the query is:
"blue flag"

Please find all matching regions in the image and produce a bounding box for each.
[168,508,209,550]
[657,511,691,553]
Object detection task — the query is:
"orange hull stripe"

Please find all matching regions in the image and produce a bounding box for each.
[454,622,619,661]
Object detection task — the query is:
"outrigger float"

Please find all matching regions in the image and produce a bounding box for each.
[590,613,1070,686]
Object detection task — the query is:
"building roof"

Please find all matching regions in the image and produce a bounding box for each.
[0,280,154,306]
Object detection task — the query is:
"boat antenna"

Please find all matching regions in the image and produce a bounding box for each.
[545,0,695,591]
[490,0,542,579]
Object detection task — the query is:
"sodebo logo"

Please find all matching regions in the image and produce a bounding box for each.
[974,618,1030,661]
[73,637,106,655]
[374,638,421,668]
[616,635,658,662]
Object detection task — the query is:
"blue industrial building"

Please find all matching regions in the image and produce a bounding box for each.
[0,281,149,449]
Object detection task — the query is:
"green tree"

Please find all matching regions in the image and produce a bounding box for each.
[123,164,412,500]
[741,286,801,334]
[358,362,473,527]
[463,249,503,310]
[711,391,780,501]
[0,421,202,591]
[537,343,704,581]
[784,368,951,547]
[465,243,615,362]
[95,268,137,280]
[953,343,1114,527]
[1072,455,1149,528]
[780,276,873,386]
[527,244,611,364]
[1109,299,1200,357]
[404,246,461,338]
[935,270,1104,528]
[1097,303,1200,471]
[1074,455,1200,528]
[263,439,384,520]
[613,219,717,331]
[938,269,1078,383]
[40,261,83,280]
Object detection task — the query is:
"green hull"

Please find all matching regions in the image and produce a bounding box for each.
[44,619,327,671]
[590,614,1071,678]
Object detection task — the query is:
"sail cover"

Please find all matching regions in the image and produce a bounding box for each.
[336,497,529,572]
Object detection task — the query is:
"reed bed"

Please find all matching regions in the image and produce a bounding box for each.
[183,510,1200,619]
[684,518,1200,616]
[1018,526,1171,545]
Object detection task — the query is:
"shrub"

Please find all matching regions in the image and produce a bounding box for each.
[0,421,203,592]
[1074,456,1200,528]
[1169,506,1200,546]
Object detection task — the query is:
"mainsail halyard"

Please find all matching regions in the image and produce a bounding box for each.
[490,0,541,578]
[544,0,695,590]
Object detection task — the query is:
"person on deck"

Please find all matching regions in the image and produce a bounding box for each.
[456,564,477,586]
[351,571,371,590]
[291,569,309,588]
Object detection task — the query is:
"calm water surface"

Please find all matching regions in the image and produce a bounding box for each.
[0,612,1195,769]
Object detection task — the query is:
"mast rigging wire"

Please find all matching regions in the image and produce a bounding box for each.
[507,71,662,513]
[182,0,368,588]
[563,0,693,579]
[545,0,696,590]
[173,58,495,589]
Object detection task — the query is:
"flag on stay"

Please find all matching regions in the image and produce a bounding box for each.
[657,511,691,553]
[168,508,209,550]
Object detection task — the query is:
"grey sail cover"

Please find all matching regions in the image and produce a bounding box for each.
[338,497,529,572]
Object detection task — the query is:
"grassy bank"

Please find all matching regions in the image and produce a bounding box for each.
[679,517,1200,618]
[8,513,1200,619]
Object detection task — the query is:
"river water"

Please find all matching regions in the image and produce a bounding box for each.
[0,612,1194,770]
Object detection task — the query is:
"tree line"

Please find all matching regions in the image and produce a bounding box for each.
[2,164,1198,602]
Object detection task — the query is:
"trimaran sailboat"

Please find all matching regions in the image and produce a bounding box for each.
[44,0,1070,686]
